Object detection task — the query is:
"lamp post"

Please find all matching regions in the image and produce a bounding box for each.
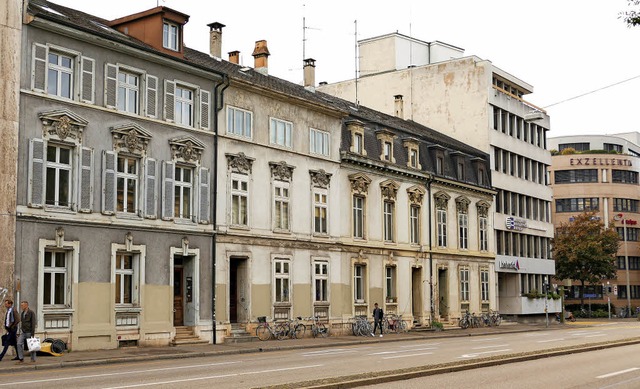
[615,213,632,317]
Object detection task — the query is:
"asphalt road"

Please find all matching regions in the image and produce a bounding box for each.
[1,322,639,388]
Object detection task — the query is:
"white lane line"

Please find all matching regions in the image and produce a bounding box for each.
[302,350,356,357]
[0,361,241,386]
[584,334,607,338]
[102,364,324,389]
[400,342,440,348]
[537,338,565,343]
[470,337,502,342]
[459,349,511,358]
[471,344,509,350]
[597,367,640,379]
[369,347,437,355]
[301,348,349,355]
[383,352,434,360]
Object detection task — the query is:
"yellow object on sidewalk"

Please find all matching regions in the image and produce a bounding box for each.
[39,342,63,357]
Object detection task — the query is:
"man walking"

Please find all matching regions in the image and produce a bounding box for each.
[16,301,36,364]
[372,302,384,337]
[0,299,19,361]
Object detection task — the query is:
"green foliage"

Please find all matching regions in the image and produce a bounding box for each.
[431,321,444,331]
[620,0,640,27]
[552,212,619,306]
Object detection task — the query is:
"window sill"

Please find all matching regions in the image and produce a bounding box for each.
[43,206,76,215]
[115,306,142,313]
[313,301,330,307]
[312,233,330,238]
[273,228,292,235]
[116,212,143,221]
[273,302,291,307]
[229,224,250,231]
[43,307,74,314]
[174,218,196,225]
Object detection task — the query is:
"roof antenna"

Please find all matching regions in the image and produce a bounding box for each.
[354,19,359,107]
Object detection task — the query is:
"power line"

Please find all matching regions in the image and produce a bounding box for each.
[543,74,640,109]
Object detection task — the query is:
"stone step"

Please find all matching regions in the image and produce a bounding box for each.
[172,339,209,346]
[224,335,258,344]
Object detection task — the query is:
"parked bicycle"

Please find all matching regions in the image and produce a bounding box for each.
[383,313,407,334]
[255,316,287,341]
[351,316,374,336]
[489,309,502,326]
[309,316,329,338]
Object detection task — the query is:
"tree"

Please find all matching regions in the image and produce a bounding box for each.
[552,212,619,309]
[620,0,640,27]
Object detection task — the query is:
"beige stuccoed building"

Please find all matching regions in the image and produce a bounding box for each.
[549,134,640,314]
[319,32,557,320]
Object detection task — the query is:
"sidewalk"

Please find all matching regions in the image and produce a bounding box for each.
[0,320,588,373]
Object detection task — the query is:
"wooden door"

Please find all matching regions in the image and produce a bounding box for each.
[230,260,238,322]
[173,267,184,326]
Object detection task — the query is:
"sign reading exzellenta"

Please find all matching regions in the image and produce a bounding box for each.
[506,216,527,231]
[569,157,632,167]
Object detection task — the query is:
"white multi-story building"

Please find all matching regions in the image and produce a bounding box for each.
[319,32,557,319]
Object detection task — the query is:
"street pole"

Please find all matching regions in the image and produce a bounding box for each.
[623,215,631,317]
[544,276,549,328]
[607,281,611,320]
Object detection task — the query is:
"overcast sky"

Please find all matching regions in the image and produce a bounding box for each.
[51,0,640,138]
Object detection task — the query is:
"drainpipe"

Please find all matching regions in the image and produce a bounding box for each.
[211,73,230,345]
[426,175,435,325]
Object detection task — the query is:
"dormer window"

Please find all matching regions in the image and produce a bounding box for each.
[383,142,392,161]
[346,119,366,156]
[457,161,465,180]
[163,21,179,51]
[354,133,363,154]
[376,129,396,163]
[403,138,421,170]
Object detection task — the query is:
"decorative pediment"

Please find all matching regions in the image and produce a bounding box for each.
[348,173,371,195]
[379,179,400,200]
[226,152,254,174]
[407,185,425,205]
[39,109,88,144]
[309,169,332,189]
[434,191,450,209]
[111,123,152,155]
[477,200,491,218]
[269,161,295,182]
[456,196,471,213]
[169,136,205,164]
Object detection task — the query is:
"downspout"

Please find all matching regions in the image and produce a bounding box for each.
[211,73,230,345]
[426,175,434,325]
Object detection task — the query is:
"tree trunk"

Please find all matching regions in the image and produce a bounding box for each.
[580,280,585,311]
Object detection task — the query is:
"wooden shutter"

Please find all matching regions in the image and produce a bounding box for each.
[144,158,157,219]
[198,167,210,224]
[164,80,175,122]
[161,161,175,220]
[78,147,94,212]
[101,150,116,214]
[80,56,95,103]
[32,43,48,92]
[200,90,210,130]
[145,74,158,118]
[104,63,118,109]
[27,138,45,208]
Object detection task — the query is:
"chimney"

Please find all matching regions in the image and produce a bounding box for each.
[303,58,316,90]
[394,95,404,119]
[252,40,270,75]
[207,22,225,58]
[228,50,240,64]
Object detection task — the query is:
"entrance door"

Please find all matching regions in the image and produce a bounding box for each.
[411,267,422,322]
[229,257,248,323]
[173,266,184,326]
[438,268,448,319]
[230,260,238,322]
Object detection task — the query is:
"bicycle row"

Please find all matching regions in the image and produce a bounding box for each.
[255,315,329,341]
[458,310,502,329]
[350,314,408,336]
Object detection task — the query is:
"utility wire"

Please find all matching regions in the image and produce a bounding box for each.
[543,74,640,109]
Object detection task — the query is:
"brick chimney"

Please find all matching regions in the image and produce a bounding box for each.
[207,22,225,58]
[394,95,404,119]
[228,50,240,64]
[303,58,316,90]
[252,40,270,75]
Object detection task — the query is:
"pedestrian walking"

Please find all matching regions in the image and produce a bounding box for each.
[372,303,384,337]
[15,301,36,364]
[0,299,20,362]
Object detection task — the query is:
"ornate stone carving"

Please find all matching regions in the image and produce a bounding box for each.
[169,136,205,164]
[380,180,399,200]
[349,173,371,195]
[309,169,332,189]
[434,191,450,209]
[407,185,426,205]
[456,196,470,213]
[477,201,491,218]
[269,161,295,182]
[111,123,152,155]
[55,226,65,248]
[125,232,134,252]
[181,237,190,256]
[226,152,254,174]
[39,109,88,144]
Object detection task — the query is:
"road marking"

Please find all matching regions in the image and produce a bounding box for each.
[302,350,356,357]
[584,334,607,338]
[102,364,324,389]
[301,348,348,355]
[537,338,565,343]
[369,347,437,355]
[382,352,433,360]
[400,342,440,348]
[470,337,502,342]
[0,361,242,386]
[471,344,509,350]
[459,349,511,358]
[597,367,640,379]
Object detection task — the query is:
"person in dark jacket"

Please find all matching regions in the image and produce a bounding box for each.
[16,301,36,363]
[0,299,19,361]
[372,303,384,337]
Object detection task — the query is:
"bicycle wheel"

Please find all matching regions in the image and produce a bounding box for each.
[276,324,288,340]
[396,319,407,333]
[294,324,306,339]
[256,325,270,341]
[316,323,328,338]
[495,315,502,326]
[459,318,469,329]
[382,319,391,334]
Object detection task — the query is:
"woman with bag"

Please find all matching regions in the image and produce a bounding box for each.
[16,301,37,364]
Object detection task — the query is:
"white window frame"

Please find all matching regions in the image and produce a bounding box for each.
[273,258,291,303]
[117,69,140,114]
[273,181,290,231]
[174,164,193,219]
[383,141,392,161]
[353,132,364,154]
[269,117,293,148]
[480,268,489,302]
[353,195,365,239]
[460,266,470,302]
[354,263,367,303]
[479,216,488,251]
[458,212,469,250]
[409,148,418,168]
[47,50,75,99]
[116,154,140,214]
[42,250,68,307]
[385,265,397,301]
[230,173,249,227]
[310,128,330,156]
[313,260,329,303]
[163,21,180,51]
[45,143,73,209]
[410,204,420,245]
[383,200,395,242]
[227,105,252,138]
[437,208,447,247]
[175,86,194,127]
[313,188,328,235]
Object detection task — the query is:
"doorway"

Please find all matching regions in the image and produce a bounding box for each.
[438,268,448,319]
[229,257,248,323]
[411,267,422,322]
[173,258,184,326]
